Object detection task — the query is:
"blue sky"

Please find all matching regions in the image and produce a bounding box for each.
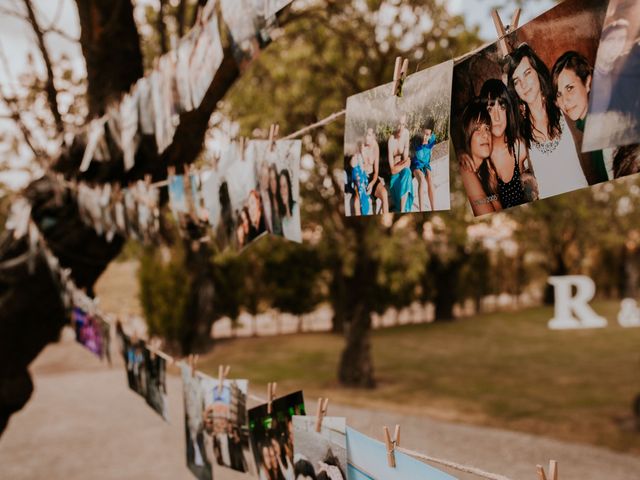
[449,0,556,40]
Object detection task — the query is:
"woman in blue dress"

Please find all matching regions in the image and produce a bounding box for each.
[387,118,414,213]
[349,141,371,216]
[411,127,437,211]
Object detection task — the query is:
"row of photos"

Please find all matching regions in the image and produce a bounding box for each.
[22,214,456,480]
[70,309,456,480]
[76,0,640,254]
[343,0,640,217]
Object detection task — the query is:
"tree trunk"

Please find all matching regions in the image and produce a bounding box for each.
[337,222,376,388]
[432,255,463,322]
[180,242,216,354]
[329,258,347,334]
[544,251,569,305]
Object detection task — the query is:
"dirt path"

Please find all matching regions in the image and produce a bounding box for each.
[1,336,639,480]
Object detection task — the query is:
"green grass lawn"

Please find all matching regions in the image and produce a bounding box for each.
[198,300,640,453]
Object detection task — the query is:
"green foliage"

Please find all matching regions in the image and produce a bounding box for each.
[262,239,323,316]
[138,244,192,341]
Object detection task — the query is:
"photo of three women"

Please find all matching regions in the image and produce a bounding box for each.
[453,0,635,216]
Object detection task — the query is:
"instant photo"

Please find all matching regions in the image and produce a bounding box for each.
[200,377,256,475]
[451,0,607,216]
[292,415,347,480]
[180,365,213,480]
[72,307,105,359]
[248,391,305,480]
[143,347,169,421]
[346,427,456,480]
[247,140,303,243]
[220,0,277,67]
[344,60,453,216]
[583,0,640,152]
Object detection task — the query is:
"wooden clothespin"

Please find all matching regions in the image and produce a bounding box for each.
[491,8,522,57]
[383,425,400,468]
[218,365,231,392]
[392,56,409,97]
[537,460,558,480]
[267,382,277,414]
[314,397,329,433]
[268,124,279,151]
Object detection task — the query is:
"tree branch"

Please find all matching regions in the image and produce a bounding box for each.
[23,0,64,134]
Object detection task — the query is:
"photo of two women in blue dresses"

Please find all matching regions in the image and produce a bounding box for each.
[344,61,454,216]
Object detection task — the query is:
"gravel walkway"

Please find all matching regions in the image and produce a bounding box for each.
[1,337,639,480]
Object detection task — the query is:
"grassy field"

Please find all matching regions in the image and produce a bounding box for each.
[197,301,640,454]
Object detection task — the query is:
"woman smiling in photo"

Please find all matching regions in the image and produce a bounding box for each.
[506,43,587,199]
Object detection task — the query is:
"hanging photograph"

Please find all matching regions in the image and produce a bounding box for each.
[189,15,224,109]
[346,427,456,480]
[200,377,256,475]
[248,140,303,243]
[582,0,640,154]
[220,0,277,67]
[292,414,347,480]
[142,346,169,421]
[180,365,213,480]
[344,60,454,216]
[248,391,306,480]
[223,141,264,250]
[72,307,106,359]
[451,0,609,216]
[169,173,189,226]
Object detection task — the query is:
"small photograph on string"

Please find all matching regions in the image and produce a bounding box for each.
[169,172,189,227]
[188,11,224,109]
[292,414,347,480]
[451,0,608,216]
[582,0,640,154]
[224,142,265,250]
[220,0,278,68]
[180,364,213,480]
[248,391,306,480]
[117,331,169,421]
[143,346,169,421]
[346,427,455,480]
[202,145,236,250]
[249,139,303,243]
[72,307,109,360]
[344,60,454,216]
[200,376,256,475]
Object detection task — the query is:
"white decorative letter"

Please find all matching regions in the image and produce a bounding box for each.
[548,276,607,330]
[618,299,640,328]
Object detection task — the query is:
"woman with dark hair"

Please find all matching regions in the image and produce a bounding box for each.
[247,190,267,242]
[268,164,284,235]
[278,169,302,242]
[479,79,528,209]
[411,126,437,211]
[459,98,502,215]
[552,51,609,185]
[293,457,317,480]
[506,43,587,199]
